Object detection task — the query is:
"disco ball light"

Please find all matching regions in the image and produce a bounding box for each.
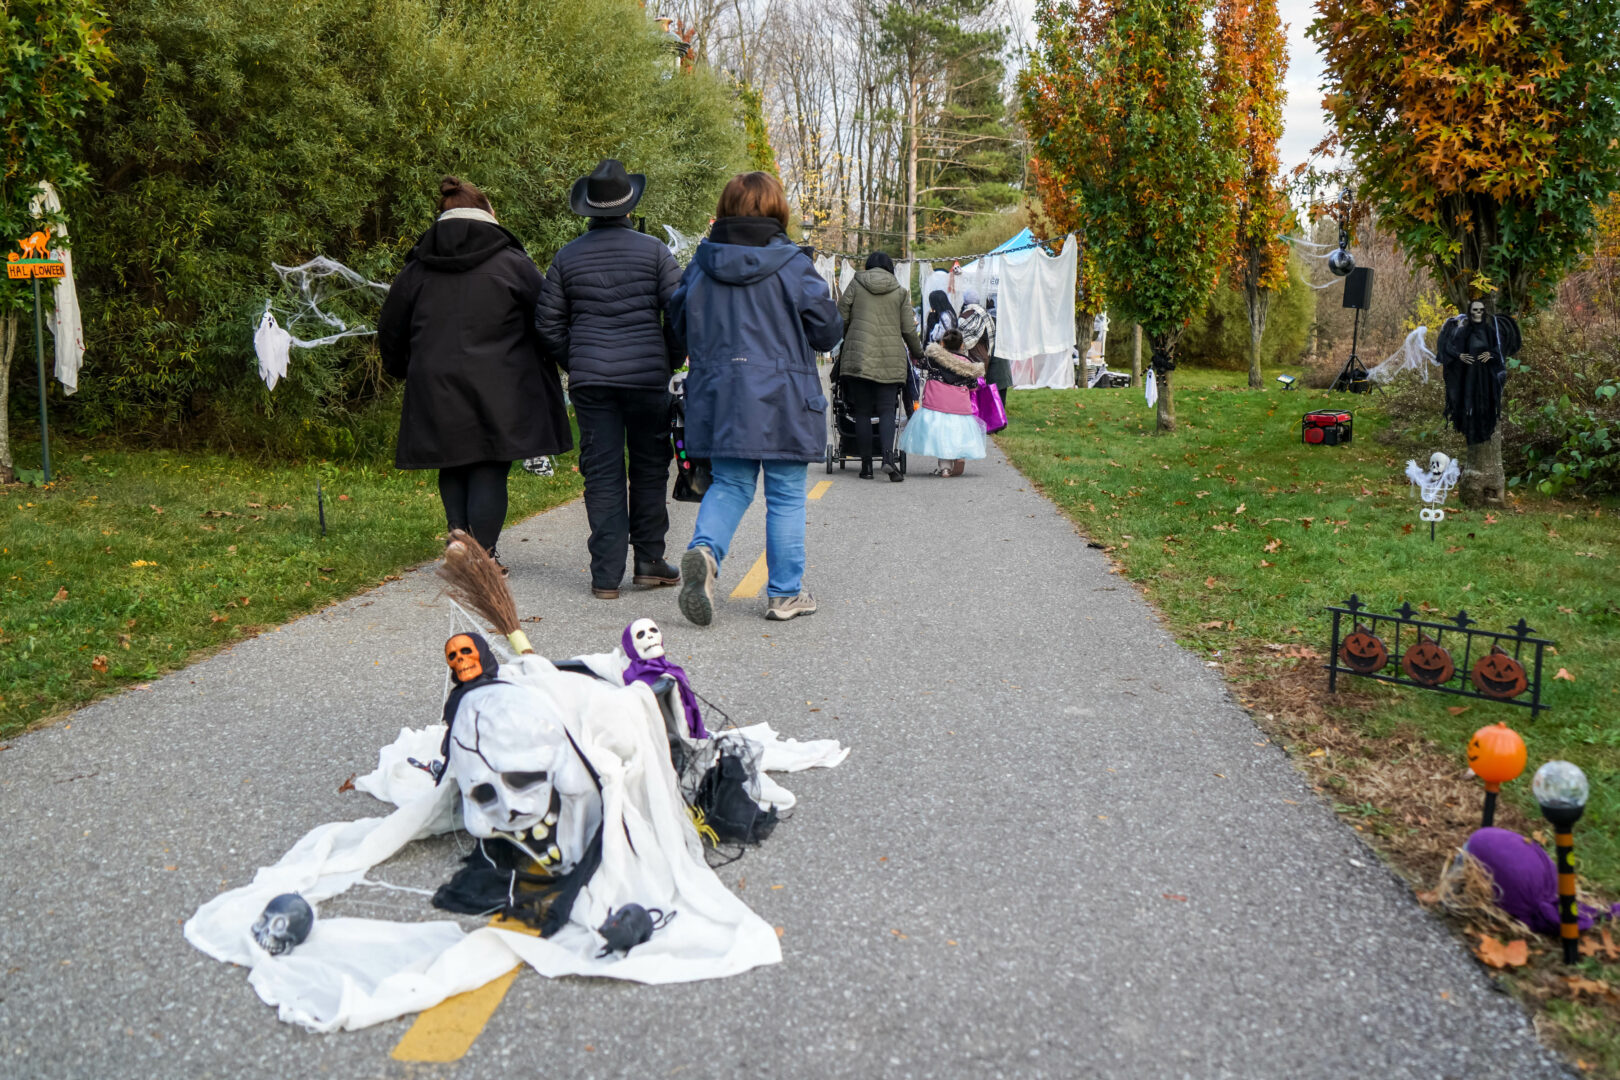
[1328,248,1356,278]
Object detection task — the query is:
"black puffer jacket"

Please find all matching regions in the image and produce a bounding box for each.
[379,216,571,470]
[534,217,683,389]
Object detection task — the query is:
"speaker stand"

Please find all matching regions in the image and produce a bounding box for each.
[1330,306,1383,396]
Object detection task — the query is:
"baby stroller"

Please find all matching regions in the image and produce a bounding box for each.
[825,377,909,475]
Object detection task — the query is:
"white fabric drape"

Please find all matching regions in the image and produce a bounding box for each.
[27,182,85,395]
[813,254,837,299]
[893,261,912,302]
[999,235,1078,390]
[838,259,856,296]
[185,653,847,1033]
[254,311,293,390]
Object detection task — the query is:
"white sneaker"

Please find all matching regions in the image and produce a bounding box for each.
[765,591,817,621]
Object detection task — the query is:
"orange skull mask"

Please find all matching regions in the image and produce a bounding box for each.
[445,634,485,683]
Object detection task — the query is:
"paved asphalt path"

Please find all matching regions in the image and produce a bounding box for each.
[0,438,1571,1080]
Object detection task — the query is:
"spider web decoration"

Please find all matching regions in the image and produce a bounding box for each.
[254,256,391,390]
[1277,234,1352,291]
[1368,326,1438,386]
[663,225,702,265]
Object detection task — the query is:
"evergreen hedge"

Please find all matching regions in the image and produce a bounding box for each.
[62,0,745,455]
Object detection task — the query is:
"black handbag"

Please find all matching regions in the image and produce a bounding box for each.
[669,387,711,502]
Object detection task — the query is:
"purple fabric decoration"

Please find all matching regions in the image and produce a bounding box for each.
[621,623,708,739]
[1465,827,1617,934]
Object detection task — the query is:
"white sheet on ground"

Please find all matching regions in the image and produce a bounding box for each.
[185,654,846,1032]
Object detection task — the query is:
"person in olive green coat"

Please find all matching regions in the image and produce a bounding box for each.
[836,252,924,480]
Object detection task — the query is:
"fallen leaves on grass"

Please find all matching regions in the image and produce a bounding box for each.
[90,655,108,673]
[1476,936,1530,968]
[1263,538,1282,553]
[1565,975,1620,1004]
[129,560,157,568]
[149,505,164,515]
[1555,668,1576,682]
[1447,706,1470,716]
[1204,576,1218,588]
[1580,927,1620,962]
[1198,620,1225,630]
[51,587,67,602]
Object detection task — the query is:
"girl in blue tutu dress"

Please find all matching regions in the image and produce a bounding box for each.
[901,328,986,476]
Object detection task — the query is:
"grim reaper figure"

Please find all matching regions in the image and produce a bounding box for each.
[1436,300,1521,445]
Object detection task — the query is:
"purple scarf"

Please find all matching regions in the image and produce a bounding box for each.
[621,624,708,739]
[1465,827,1617,934]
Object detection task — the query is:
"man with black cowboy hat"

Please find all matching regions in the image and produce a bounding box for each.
[537,159,685,599]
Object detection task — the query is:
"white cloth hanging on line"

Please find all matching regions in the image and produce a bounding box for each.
[27,182,85,395]
[892,261,912,301]
[999,235,1078,390]
[838,259,856,296]
[813,254,837,299]
[1145,368,1158,408]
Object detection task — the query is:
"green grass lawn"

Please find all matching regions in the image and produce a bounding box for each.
[0,438,581,740]
[999,368,1620,1072]
[999,368,1618,883]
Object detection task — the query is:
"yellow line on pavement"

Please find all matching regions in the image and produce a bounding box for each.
[390,915,537,1063]
[731,480,829,600]
[731,552,769,599]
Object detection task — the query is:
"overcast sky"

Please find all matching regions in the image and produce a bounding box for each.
[1008,0,1330,172]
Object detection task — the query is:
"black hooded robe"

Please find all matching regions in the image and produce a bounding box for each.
[1436,312,1521,445]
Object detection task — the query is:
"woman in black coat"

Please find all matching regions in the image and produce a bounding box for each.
[378,177,571,565]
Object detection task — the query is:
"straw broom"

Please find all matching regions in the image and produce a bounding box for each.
[436,529,535,654]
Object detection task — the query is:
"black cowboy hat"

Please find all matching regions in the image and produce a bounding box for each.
[570,159,646,218]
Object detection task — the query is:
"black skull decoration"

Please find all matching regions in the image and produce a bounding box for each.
[252,892,315,956]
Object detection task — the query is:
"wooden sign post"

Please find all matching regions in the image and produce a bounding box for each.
[8,239,64,482]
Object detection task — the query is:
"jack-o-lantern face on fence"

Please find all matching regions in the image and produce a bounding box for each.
[1400,634,1455,686]
[1470,645,1529,700]
[1339,624,1389,674]
[1466,722,1527,786]
[445,634,484,683]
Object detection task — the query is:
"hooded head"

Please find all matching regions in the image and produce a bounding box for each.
[446,633,499,685]
[962,287,982,308]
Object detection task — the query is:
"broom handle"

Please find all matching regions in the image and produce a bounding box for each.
[507,630,535,655]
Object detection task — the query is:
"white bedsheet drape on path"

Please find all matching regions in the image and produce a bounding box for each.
[185,653,847,1033]
[814,254,837,299]
[27,183,85,395]
[838,259,856,296]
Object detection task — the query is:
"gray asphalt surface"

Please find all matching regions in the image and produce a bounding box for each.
[0,437,1571,1080]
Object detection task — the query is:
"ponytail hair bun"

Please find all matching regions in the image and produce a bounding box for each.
[438,175,493,214]
[941,328,964,351]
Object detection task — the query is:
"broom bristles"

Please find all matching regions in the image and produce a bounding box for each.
[436,529,520,636]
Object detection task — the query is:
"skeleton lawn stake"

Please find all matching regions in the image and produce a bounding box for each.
[1405,452,1460,540]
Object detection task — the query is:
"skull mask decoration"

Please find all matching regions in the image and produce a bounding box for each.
[1429,451,1451,479]
[251,892,314,956]
[1469,300,1486,323]
[628,618,665,661]
[445,680,602,874]
[445,634,484,683]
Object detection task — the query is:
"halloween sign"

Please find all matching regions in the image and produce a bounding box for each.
[6,228,63,280]
[1325,595,1555,715]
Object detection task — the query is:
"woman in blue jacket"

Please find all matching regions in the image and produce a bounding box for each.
[668,172,841,625]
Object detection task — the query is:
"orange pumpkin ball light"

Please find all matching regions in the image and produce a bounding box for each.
[1466,722,1527,828]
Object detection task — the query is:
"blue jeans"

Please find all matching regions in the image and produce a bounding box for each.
[689,458,808,598]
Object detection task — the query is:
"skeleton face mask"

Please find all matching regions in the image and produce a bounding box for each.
[1429,452,1451,477]
[446,682,602,874]
[445,634,483,683]
[628,618,665,661]
[1469,301,1486,323]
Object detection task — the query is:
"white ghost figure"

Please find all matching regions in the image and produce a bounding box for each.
[445,681,602,873]
[628,618,665,661]
[1405,452,1460,505]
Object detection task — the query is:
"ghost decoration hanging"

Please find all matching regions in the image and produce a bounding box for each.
[251,893,314,956]
[621,619,708,739]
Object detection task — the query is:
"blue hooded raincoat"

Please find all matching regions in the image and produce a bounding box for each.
[669,219,841,462]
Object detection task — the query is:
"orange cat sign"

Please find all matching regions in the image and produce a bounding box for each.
[8,229,63,280]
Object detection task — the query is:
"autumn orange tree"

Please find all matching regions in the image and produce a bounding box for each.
[1023,0,1238,432]
[1212,0,1290,390]
[1311,0,1620,503]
